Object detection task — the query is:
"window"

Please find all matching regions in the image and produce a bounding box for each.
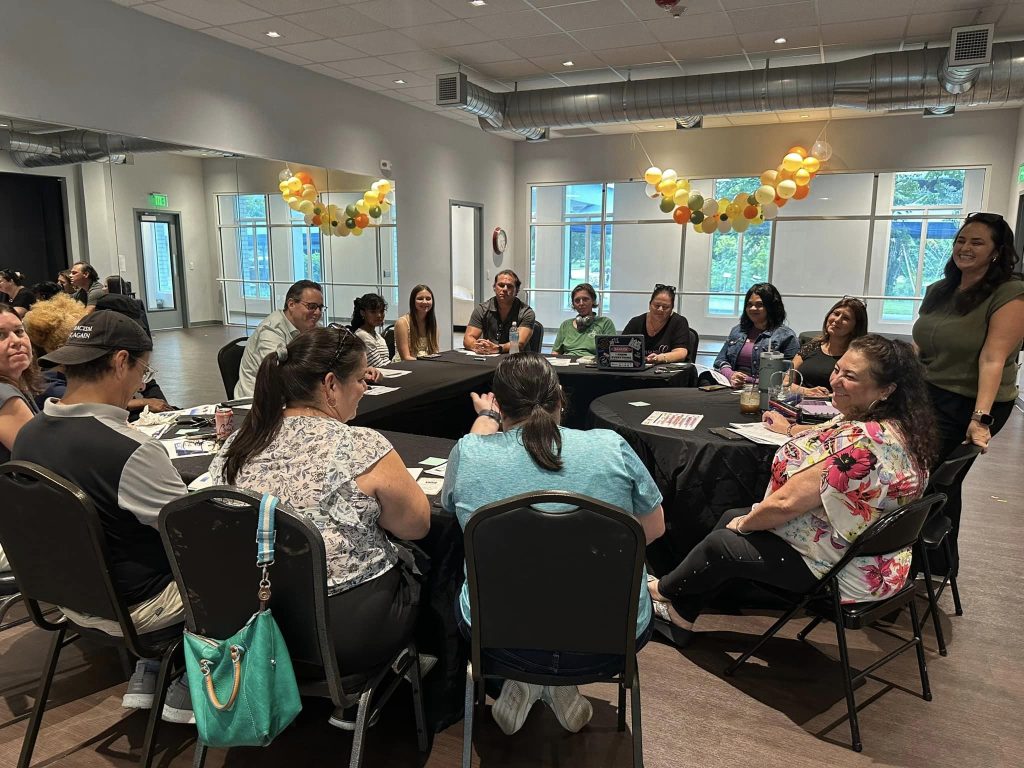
[289,208,322,282]
[707,177,771,316]
[234,195,270,299]
[562,184,612,311]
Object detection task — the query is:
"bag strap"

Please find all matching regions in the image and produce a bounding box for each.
[256,493,279,610]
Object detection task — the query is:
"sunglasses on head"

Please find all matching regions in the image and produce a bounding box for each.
[965,212,1004,224]
[654,283,676,293]
[325,324,358,371]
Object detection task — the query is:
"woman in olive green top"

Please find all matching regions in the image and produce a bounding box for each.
[550,283,616,357]
[912,212,1024,575]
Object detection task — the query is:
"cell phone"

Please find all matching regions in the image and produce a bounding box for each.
[699,384,730,392]
[708,426,746,440]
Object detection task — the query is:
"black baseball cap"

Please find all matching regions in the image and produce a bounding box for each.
[38,310,153,367]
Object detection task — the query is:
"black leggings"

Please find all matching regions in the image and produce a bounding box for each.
[927,384,1014,576]
[328,564,420,672]
[656,509,819,623]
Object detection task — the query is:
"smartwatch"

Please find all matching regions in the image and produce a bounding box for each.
[971,411,994,427]
[477,409,502,424]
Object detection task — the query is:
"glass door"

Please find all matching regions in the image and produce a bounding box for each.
[137,212,185,330]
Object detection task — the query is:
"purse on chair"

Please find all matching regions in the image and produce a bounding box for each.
[183,493,302,747]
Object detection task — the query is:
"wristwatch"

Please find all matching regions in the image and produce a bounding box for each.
[971,410,994,427]
[477,409,502,424]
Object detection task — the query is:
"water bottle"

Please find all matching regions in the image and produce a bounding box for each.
[509,322,519,354]
[758,343,785,410]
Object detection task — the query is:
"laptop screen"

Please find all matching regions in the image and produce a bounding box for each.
[595,335,646,370]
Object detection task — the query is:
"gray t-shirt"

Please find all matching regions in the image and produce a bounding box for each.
[0,382,36,464]
[467,297,536,344]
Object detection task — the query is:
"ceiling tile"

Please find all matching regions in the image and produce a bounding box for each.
[620,0,722,21]
[259,47,313,65]
[738,26,820,53]
[284,6,386,37]
[348,0,455,29]
[550,67,623,86]
[136,4,209,28]
[680,55,752,75]
[277,38,364,61]
[530,52,605,71]
[437,41,521,65]
[820,19,908,46]
[153,0,268,26]
[201,27,267,48]
[243,0,342,13]
[822,43,901,62]
[303,63,350,80]
[727,2,817,35]
[402,20,493,47]
[400,85,437,101]
[818,0,916,25]
[660,35,745,61]
[505,33,586,58]
[333,29,422,55]
[572,22,656,50]
[719,0,813,9]
[512,74,565,90]
[914,0,990,10]
[386,51,458,71]
[766,51,822,67]
[476,59,546,78]
[111,0,149,5]
[907,10,983,37]
[361,71,434,89]
[646,12,736,42]
[466,9,562,38]
[431,0,531,17]
[540,0,637,31]
[324,56,406,76]
[593,44,673,67]
[221,17,324,44]
[629,62,684,80]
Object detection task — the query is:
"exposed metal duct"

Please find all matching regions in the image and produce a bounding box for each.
[939,24,994,95]
[0,129,191,167]
[440,41,1024,137]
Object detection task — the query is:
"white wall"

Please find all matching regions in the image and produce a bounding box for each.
[0,0,516,343]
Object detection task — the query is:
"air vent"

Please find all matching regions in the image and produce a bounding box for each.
[436,73,467,106]
[949,24,994,67]
[554,127,600,137]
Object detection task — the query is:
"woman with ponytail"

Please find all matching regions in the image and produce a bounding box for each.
[208,326,430,679]
[440,351,665,737]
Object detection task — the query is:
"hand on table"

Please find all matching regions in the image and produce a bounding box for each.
[364,367,381,384]
[730,371,750,388]
[473,339,501,355]
[761,411,791,435]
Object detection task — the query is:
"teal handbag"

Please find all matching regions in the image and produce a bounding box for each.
[183,494,302,747]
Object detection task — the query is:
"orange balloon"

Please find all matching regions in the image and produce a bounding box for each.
[788,145,809,159]
[311,215,322,225]
[355,213,369,229]
[743,204,758,219]
[793,185,810,200]
[774,195,789,207]
[776,166,794,181]
[673,206,692,224]
[295,171,313,185]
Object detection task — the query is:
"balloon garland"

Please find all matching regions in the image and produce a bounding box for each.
[277,169,394,238]
[645,140,832,234]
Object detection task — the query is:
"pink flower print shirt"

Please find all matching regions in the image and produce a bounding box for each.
[767,418,925,603]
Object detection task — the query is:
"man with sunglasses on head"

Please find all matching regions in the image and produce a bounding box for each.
[235,279,325,398]
[464,269,536,355]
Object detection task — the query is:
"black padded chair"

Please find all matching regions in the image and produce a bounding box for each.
[798,329,817,346]
[462,491,646,768]
[216,336,248,399]
[916,444,983,655]
[724,493,947,752]
[687,327,700,361]
[159,487,428,768]
[0,461,182,768]
[383,324,396,359]
[525,320,544,353]
[0,571,25,631]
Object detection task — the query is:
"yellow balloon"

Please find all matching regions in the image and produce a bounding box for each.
[657,179,677,196]
[378,180,391,195]
[793,168,811,186]
[777,179,798,199]
[661,169,678,184]
[718,197,730,211]
[673,188,689,206]
[298,200,315,214]
[352,227,364,237]
[644,166,663,185]
[726,203,741,219]
[754,185,776,205]
[782,152,803,172]
[692,220,704,234]
[364,191,378,205]
[675,177,690,192]
[732,216,750,233]
[760,169,778,186]
[278,180,290,194]
[301,185,317,201]
[286,196,302,209]
[802,156,821,174]
[355,200,369,214]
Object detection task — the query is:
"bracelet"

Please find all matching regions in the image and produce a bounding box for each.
[786,423,796,437]
[476,409,501,424]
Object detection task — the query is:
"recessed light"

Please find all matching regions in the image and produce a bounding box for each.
[774,37,787,44]
[393,79,406,84]
[562,60,574,67]
[265,31,281,38]
[800,114,809,118]
[469,0,487,6]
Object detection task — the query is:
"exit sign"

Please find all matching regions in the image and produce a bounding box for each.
[148,192,169,208]
[1019,164,1024,184]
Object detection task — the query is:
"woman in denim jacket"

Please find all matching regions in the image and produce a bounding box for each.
[713,283,799,387]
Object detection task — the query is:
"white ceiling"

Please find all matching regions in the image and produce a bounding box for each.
[109,0,1024,138]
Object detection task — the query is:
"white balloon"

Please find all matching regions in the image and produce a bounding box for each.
[762,202,779,220]
[811,140,833,161]
[717,217,731,233]
[645,183,660,199]
[278,169,292,183]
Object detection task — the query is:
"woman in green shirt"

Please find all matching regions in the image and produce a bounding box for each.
[912,212,1024,575]
[550,283,616,357]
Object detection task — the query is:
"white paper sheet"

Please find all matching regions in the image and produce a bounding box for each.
[407,467,423,480]
[377,368,412,378]
[363,385,400,396]
[162,438,218,459]
[417,477,444,495]
[547,357,575,367]
[640,411,704,430]
[423,462,447,477]
[628,401,650,407]
[727,422,790,446]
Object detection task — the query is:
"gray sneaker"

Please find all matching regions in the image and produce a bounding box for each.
[161,676,195,725]
[122,660,159,710]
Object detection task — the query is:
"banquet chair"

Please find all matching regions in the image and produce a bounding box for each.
[0,461,182,768]
[159,487,428,768]
[527,321,544,353]
[724,493,946,752]
[0,571,26,631]
[462,491,646,768]
[915,444,983,655]
[383,324,396,359]
[216,336,248,399]
[687,327,700,361]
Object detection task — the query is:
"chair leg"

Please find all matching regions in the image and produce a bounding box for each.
[408,648,428,753]
[908,600,932,702]
[918,550,947,656]
[138,642,179,768]
[725,602,804,676]
[191,741,208,768]
[945,539,964,616]
[347,687,374,768]
[630,670,644,768]
[831,591,862,753]
[617,681,626,732]
[462,664,475,768]
[18,626,66,768]
[797,615,823,642]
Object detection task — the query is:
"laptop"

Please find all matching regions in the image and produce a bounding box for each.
[595,335,647,371]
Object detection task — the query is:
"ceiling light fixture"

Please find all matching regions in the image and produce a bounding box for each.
[800,114,809,118]
[394,79,406,84]
[469,0,487,6]
[265,31,281,38]
[774,37,787,44]
[562,60,574,67]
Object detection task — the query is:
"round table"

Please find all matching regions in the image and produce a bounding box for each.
[588,388,776,575]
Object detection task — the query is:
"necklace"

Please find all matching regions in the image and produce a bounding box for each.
[285,405,334,419]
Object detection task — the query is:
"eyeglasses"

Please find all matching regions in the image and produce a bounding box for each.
[139,360,158,384]
[299,301,327,312]
[326,324,357,371]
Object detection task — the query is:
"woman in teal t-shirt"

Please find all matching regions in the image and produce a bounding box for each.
[551,283,616,357]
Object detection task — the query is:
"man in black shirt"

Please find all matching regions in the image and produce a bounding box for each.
[463,269,536,354]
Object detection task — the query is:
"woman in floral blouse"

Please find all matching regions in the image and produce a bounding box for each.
[647,335,937,646]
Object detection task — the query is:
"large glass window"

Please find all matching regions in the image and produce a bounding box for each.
[233,195,270,299]
[707,176,772,316]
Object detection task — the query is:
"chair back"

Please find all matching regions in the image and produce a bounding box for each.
[0,462,143,645]
[688,327,700,358]
[217,336,248,399]
[527,321,543,352]
[383,324,396,359]
[159,487,343,695]
[464,491,645,675]
[930,444,984,488]
[798,330,817,346]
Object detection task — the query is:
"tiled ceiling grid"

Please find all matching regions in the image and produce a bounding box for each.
[109,0,1024,137]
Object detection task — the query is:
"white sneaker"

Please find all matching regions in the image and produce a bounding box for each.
[491,680,542,735]
[541,685,593,733]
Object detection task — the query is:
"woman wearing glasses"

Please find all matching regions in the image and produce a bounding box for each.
[551,283,617,357]
[210,326,431,688]
[621,284,692,363]
[351,293,392,368]
[792,297,869,396]
[713,282,799,387]
[912,212,1024,575]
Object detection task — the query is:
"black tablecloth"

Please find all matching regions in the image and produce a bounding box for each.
[173,430,467,734]
[588,389,775,576]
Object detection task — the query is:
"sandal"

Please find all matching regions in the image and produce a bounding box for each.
[651,600,694,649]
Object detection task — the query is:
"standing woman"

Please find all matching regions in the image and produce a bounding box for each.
[622,284,692,364]
[551,283,617,357]
[0,270,37,318]
[792,297,869,396]
[350,293,391,368]
[713,282,799,388]
[912,212,1024,575]
[394,284,440,360]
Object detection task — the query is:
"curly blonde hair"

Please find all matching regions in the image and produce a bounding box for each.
[23,294,88,354]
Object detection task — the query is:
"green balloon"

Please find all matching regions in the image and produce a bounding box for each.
[688,193,704,211]
[345,217,356,229]
[659,197,675,213]
[747,195,758,206]
[369,205,382,218]
[345,204,359,218]
[690,210,705,224]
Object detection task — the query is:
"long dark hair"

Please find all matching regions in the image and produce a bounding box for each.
[815,297,868,347]
[0,269,25,286]
[408,284,438,355]
[350,293,386,334]
[492,352,564,471]
[0,304,42,395]
[220,326,366,485]
[848,335,937,472]
[739,282,787,331]
[920,213,1021,315]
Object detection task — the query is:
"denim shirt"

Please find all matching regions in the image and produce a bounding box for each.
[713,323,799,378]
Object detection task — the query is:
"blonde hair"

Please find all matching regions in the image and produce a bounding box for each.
[23,294,89,354]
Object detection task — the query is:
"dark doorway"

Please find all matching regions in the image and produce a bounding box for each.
[0,172,69,284]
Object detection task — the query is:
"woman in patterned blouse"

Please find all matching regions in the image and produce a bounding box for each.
[209,326,430,675]
[647,335,937,646]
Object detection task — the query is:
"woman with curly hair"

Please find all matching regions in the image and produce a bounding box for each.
[22,293,89,406]
[648,336,936,646]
